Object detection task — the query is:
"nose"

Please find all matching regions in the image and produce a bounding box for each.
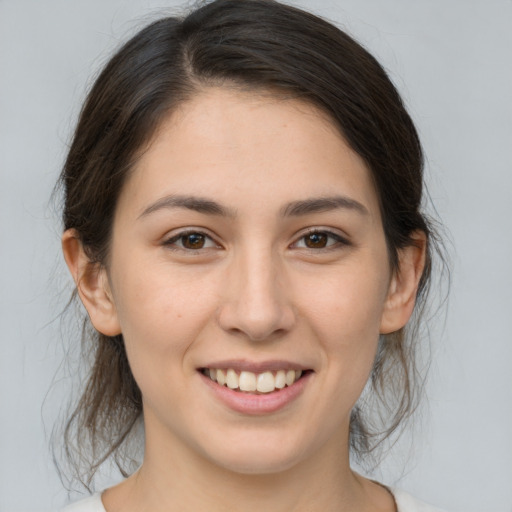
[216,249,296,342]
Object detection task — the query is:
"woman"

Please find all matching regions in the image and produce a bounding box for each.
[58,0,445,510]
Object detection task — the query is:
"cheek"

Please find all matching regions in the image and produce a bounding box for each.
[300,262,389,336]
[109,261,220,389]
[295,258,390,381]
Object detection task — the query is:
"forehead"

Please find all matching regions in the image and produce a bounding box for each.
[119,87,380,220]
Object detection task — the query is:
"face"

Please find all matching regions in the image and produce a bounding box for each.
[81,88,414,475]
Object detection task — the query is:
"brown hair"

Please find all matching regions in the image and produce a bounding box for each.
[57,0,444,489]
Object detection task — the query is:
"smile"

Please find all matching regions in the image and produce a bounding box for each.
[202,368,304,394]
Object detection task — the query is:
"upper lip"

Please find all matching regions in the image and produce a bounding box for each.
[199,359,311,373]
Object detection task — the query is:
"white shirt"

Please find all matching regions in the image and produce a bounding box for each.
[61,488,446,511]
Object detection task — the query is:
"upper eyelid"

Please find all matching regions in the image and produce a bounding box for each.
[163,228,221,247]
[161,226,350,247]
[163,227,218,240]
[291,227,350,242]
[289,230,352,252]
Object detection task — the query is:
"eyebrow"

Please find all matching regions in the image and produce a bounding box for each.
[138,195,237,219]
[138,194,368,219]
[280,196,369,217]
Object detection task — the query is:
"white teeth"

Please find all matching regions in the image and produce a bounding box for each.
[239,371,257,392]
[205,368,304,393]
[226,369,239,389]
[256,371,275,393]
[285,370,296,386]
[275,370,286,389]
[216,369,226,386]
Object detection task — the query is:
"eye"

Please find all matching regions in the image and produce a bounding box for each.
[292,230,348,250]
[164,230,219,251]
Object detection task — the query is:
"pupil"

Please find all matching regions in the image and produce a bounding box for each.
[306,233,327,248]
[183,233,204,249]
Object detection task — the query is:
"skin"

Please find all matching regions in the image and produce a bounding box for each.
[63,88,425,512]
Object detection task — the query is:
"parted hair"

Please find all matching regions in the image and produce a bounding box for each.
[57,0,442,489]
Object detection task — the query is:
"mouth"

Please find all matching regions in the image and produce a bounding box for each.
[200,367,311,394]
[198,363,313,414]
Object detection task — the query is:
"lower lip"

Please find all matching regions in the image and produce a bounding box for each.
[199,371,311,415]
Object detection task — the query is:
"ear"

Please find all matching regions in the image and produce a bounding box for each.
[62,229,122,336]
[380,231,427,334]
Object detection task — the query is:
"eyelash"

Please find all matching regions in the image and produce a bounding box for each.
[163,230,220,252]
[290,229,350,251]
[163,228,349,253]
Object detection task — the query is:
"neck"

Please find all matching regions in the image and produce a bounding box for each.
[102,421,395,512]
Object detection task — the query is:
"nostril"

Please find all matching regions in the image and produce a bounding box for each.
[217,304,296,342]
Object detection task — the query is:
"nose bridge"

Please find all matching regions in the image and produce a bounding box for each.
[217,242,295,341]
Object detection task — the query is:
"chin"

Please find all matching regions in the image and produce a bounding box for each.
[210,450,303,476]
[195,430,313,476]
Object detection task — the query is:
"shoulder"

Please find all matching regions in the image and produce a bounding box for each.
[60,493,106,512]
[60,488,446,512]
[392,488,447,512]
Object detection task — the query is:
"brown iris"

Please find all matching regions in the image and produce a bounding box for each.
[304,232,328,248]
[181,233,206,249]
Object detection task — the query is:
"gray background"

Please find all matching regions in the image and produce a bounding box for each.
[1,1,511,511]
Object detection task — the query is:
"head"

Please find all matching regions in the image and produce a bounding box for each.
[59,0,436,487]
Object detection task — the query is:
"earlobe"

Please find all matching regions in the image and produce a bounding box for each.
[380,231,427,334]
[62,229,122,336]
